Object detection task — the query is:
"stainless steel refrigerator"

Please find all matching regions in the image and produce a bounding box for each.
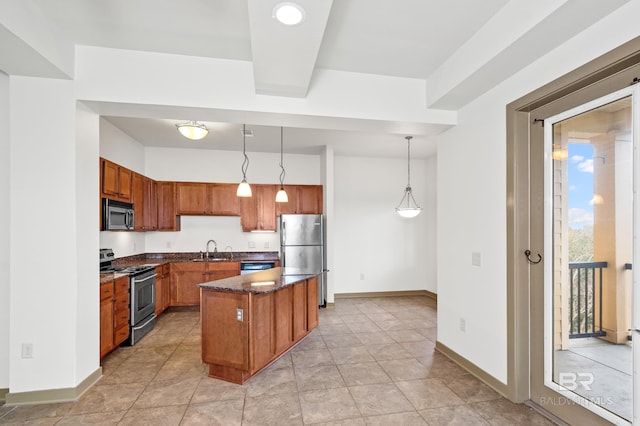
[280,214,327,307]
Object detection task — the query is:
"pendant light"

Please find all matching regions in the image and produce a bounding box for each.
[175,121,209,140]
[395,136,422,218]
[237,124,252,197]
[275,127,289,203]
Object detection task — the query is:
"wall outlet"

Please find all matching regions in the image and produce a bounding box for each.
[264,241,269,248]
[472,252,481,266]
[248,241,256,249]
[236,308,244,322]
[359,273,365,280]
[21,343,33,359]
[459,318,466,332]
[166,241,171,249]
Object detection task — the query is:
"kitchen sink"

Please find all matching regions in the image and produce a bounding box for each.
[191,258,228,262]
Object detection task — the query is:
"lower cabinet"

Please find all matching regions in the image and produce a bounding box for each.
[201,277,319,384]
[155,264,171,316]
[100,275,130,359]
[171,262,240,306]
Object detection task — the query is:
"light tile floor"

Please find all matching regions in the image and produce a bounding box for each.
[0,296,555,425]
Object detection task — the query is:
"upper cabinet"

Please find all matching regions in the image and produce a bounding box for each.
[177,182,241,216]
[132,173,158,231]
[156,181,181,231]
[240,184,277,232]
[276,185,323,216]
[100,159,321,233]
[101,158,132,202]
[296,185,323,214]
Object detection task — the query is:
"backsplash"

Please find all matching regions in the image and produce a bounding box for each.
[100,215,281,258]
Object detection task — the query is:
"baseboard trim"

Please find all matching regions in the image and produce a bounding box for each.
[0,387,8,403]
[435,341,508,398]
[334,290,437,300]
[5,367,102,406]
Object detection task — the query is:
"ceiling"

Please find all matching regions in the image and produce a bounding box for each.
[23,0,619,158]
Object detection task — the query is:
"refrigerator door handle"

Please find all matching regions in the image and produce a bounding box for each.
[282,221,286,244]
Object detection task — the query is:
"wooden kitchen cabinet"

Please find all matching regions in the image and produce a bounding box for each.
[296,185,323,214]
[171,261,240,306]
[292,281,308,341]
[101,158,132,202]
[156,181,181,231]
[155,264,170,316]
[99,282,115,359]
[100,275,130,359]
[276,184,323,216]
[144,178,158,230]
[177,182,207,215]
[201,273,319,384]
[307,276,319,329]
[177,182,240,216]
[202,292,250,373]
[240,184,277,232]
[208,183,241,215]
[274,286,293,354]
[171,262,206,306]
[203,261,241,282]
[132,173,157,231]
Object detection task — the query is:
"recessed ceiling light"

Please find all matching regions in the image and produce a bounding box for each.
[273,2,305,26]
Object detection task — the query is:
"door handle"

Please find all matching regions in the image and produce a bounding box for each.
[524,249,542,264]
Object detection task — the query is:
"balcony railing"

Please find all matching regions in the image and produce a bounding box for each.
[568,261,607,339]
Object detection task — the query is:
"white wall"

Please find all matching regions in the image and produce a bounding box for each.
[333,155,436,295]
[9,76,89,392]
[75,104,101,380]
[436,0,640,385]
[0,72,10,390]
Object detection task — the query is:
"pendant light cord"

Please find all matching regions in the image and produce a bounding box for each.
[406,136,413,189]
[241,124,249,179]
[279,127,286,186]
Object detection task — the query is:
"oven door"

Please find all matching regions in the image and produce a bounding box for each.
[131,272,156,325]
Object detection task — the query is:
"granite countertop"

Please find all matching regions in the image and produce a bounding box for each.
[100,251,280,283]
[198,267,316,294]
[100,273,128,284]
[113,251,279,267]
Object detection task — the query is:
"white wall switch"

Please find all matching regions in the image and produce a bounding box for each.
[459,318,466,332]
[21,343,33,359]
[248,241,256,249]
[472,252,481,266]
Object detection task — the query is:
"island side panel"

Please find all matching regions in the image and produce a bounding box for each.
[201,290,249,373]
[307,276,319,329]
[250,291,274,372]
[292,281,307,341]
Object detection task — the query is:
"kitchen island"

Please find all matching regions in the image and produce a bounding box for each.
[199,267,318,384]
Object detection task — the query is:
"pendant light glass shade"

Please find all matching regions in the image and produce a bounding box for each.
[176,121,208,140]
[395,136,422,218]
[275,126,288,203]
[237,124,252,197]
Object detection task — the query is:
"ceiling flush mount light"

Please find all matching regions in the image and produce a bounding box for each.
[275,127,289,203]
[395,136,422,218]
[175,121,209,140]
[237,124,252,197]
[273,2,305,26]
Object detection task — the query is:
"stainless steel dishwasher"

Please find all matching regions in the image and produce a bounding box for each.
[240,261,276,275]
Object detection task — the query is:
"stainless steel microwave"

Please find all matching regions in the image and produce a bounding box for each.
[102,198,134,231]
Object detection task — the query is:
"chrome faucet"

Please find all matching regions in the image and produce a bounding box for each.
[224,245,233,260]
[205,239,218,259]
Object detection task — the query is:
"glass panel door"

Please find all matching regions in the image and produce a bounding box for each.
[544,88,636,424]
